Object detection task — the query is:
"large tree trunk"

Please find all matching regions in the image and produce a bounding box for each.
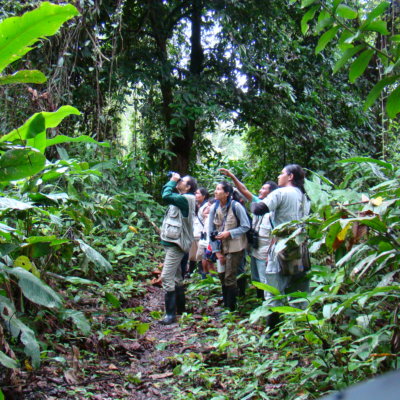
[169,0,204,174]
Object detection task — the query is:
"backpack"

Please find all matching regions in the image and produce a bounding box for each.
[214,199,252,241]
[271,194,311,276]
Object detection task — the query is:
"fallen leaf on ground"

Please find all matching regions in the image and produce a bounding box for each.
[149,372,174,379]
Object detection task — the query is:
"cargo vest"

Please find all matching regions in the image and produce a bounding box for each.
[213,200,247,254]
[160,194,196,252]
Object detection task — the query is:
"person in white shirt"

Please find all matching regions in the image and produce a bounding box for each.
[251,164,310,331]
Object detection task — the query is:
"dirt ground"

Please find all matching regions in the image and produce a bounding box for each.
[3,284,222,400]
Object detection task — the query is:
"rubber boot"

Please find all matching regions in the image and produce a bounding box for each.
[237,276,246,297]
[226,285,237,311]
[222,285,228,307]
[175,285,186,315]
[266,312,281,333]
[160,291,176,325]
[189,260,197,275]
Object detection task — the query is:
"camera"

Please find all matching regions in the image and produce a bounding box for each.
[200,232,207,240]
[167,171,175,178]
[209,230,219,242]
[248,228,259,249]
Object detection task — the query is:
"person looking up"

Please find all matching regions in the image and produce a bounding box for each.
[219,168,278,299]
[159,173,197,325]
[251,164,310,331]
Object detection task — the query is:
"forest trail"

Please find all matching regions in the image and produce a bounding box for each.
[17,282,222,400]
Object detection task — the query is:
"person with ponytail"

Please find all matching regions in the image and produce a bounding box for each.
[251,164,311,331]
[209,181,250,311]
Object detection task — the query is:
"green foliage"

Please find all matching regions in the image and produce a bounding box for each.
[0,2,78,73]
[296,0,400,118]
[167,157,399,399]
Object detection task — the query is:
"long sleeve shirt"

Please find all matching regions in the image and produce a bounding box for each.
[161,180,194,247]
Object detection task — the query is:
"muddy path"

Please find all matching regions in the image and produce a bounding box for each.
[10,282,226,400]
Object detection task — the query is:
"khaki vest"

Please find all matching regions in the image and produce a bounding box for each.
[160,194,195,252]
[213,201,247,254]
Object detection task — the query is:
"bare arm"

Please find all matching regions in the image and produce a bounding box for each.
[219,168,253,202]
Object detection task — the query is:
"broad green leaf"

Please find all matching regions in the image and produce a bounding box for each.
[0,148,46,182]
[338,156,393,170]
[105,292,121,308]
[316,26,340,54]
[65,276,102,287]
[1,388,4,400]
[316,10,333,33]
[0,70,46,86]
[136,322,150,335]
[0,2,79,73]
[333,45,365,74]
[27,131,46,153]
[0,297,40,368]
[62,309,90,334]
[325,222,341,249]
[0,350,19,369]
[301,5,321,35]
[390,35,400,42]
[46,134,110,148]
[365,1,390,24]
[249,304,273,324]
[252,280,280,296]
[0,197,33,210]
[338,30,354,50]
[270,306,303,313]
[336,4,358,19]
[77,239,112,272]
[25,113,45,139]
[0,106,81,143]
[349,49,374,83]
[301,0,317,9]
[7,267,63,308]
[0,243,17,257]
[26,236,57,244]
[364,76,399,109]
[323,303,339,319]
[361,21,389,35]
[386,85,400,118]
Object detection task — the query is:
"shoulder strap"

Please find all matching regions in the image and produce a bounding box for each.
[231,200,240,226]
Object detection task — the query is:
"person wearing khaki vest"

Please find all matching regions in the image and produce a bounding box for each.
[160,173,197,325]
[209,181,250,311]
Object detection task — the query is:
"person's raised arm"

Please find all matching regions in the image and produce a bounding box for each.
[219,168,253,202]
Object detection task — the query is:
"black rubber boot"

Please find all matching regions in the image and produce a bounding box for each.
[160,291,176,325]
[175,285,186,315]
[237,276,246,297]
[226,285,237,311]
[266,312,281,333]
[222,285,228,307]
[189,261,197,275]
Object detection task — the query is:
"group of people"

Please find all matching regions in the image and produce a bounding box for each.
[158,164,310,328]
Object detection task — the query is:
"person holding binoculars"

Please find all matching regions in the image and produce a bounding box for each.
[159,172,198,325]
[208,181,250,311]
[219,168,278,299]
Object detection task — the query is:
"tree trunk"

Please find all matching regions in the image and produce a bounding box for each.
[169,0,204,174]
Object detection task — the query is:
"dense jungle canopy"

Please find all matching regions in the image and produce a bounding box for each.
[0,1,399,399]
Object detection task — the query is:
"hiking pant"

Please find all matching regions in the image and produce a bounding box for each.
[161,245,185,292]
[264,272,309,308]
[250,256,267,284]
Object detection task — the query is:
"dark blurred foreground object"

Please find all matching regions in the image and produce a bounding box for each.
[319,370,400,400]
